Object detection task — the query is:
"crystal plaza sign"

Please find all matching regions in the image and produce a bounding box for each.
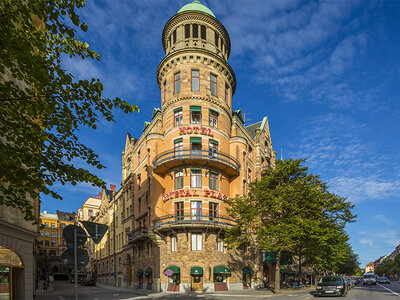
[162,189,229,202]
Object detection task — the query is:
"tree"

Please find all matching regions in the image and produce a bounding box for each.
[336,246,360,275]
[224,159,356,293]
[0,0,139,220]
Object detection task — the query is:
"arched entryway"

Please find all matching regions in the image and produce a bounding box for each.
[144,268,152,290]
[0,245,24,300]
[136,269,143,289]
[242,267,254,289]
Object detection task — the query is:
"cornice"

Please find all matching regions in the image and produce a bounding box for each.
[157,48,236,94]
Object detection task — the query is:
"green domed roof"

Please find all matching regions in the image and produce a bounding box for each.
[178,1,216,18]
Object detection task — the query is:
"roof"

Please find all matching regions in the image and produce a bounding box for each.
[178,1,216,18]
[56,210,76,221]
[40,213,58,220]
[245,121,262,139]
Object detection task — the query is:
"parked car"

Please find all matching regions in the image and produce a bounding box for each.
[363,273,376,285]
[343,276,354,289]
[378,277,390,284]
[316,276,347,297]
[80,278,96,286]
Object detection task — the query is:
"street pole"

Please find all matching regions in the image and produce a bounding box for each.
[74,228,78,300]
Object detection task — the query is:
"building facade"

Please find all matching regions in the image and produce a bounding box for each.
[93,1,275,292]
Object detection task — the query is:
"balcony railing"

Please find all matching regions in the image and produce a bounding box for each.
[128,226,148,242]
[153,213,236,230]
[153,149,240,176]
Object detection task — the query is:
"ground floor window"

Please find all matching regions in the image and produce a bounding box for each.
[214,274,226,283]
[169,273,180,284]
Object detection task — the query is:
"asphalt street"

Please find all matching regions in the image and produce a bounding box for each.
[35,280,400,300]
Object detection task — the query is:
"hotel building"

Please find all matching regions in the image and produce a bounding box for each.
[93,1,275,292]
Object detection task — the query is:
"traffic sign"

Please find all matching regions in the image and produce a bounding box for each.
[165,269,173,276]
[62,248,89,269]
[62,225,87,246]
[81,221,108,244]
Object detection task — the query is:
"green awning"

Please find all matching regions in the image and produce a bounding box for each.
[264,252,276,264]
[173,107,182,112]
[190,137,201,143]
[209,108,219,114]
[190,266,203,275]
[242,267,254,274]
[144,268,152,276]
[213,266,231,274]
[164,266,180,274]
[190,106,201,112]
[209,139,219,145]
[136,270,143,276]
[174,138,183,143]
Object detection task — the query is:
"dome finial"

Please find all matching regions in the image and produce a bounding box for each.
[177,0,216,18]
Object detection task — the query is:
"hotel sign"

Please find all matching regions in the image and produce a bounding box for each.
[162,189,229,202]
[179,126,214,137]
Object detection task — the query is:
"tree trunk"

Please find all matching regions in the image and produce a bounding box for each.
[298,252,302,282]
[274,250,281,294]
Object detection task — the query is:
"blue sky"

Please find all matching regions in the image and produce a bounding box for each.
[41,0,400,268]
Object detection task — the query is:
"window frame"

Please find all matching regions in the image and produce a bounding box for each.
[209,171,219,191]
[190,106,202,124]
[190,169,202,188]
[210,74,217,96]
[191,70,200,92]
[209,110,218,128]
[191,232,202,251]
[175,201,184,221]
[174,108,183,126]
[174,72,181,94]
[174,169,184,189]
[209,202,219,220]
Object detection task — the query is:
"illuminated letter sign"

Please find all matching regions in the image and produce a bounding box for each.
[179,126,213,137]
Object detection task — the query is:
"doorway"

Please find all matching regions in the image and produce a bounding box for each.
[191,275,203,291]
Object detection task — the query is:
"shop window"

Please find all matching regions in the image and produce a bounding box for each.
[191,232,202,251]
[193,24,198,38]
[209,140,218,158]
[174,108,183,126]
[209,202,219,220]
[171,235,177,252]
[210,74,217,96]
[185,24,190,39]
[209,172,219,191]
[191,70,199,91]
[190,106,201,124]
[191,137,202,156]
[209,110,218,128]
[201,25,206,40]
[174,170,184,189]
[174,72,181,94]
[190,169,202,188]
[174,139,183,157]
[217,236,224,252]
[191,201,202,220]
[175,201,184,221]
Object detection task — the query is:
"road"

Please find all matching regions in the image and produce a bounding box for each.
[36,280,400,300]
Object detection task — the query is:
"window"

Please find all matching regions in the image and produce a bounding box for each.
[45,231,49,237]
[88,209,93,217]
[217,236,224,252]
[210,74,217,96]
[243,180,246,195]
[248,146,252,160]
[175,201,184,221]
[201,25,206,40]
[185,24,190,39]
[38,240,43,246]
[191,169,202,188]
[174,139,183,157]
[171,235,177,252]
[225,84,229,104]
[214,31,219,48]
[138,150,141,163]
[191,70,199,91]
[138,197,141,213]
[191,232,202,251]
[62,223,66,228]
[190,106,201,124]
[209,140,218,157]
[137,174,141,189]
[174,72,181,94]
[51,240,56,247]
[209,202,219,220]
[193,24,198,38]
[163,81,167,102]
[243,152,246,170]
[45,222,49,228]
[116,216,118,228]
[174,170,184,189]
[51,223,55,229]
[209,110,218,127]
[172,29,176,44]
[209,172,219,190]
[174,108,183,126]
[191,137,202,156]
[191,201,202,220]
[264,141,269,153]
[45,240,49,246]
[248,168,252,183]
[51,232,56,238]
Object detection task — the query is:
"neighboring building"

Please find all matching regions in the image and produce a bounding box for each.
[77,193,104,222]
[0,203,39,299]
[93,1,275,292]
[365,262,375,273]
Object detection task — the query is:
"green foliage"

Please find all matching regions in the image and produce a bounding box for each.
[225,159,356,275]
[0,0,139,220]
[375,253,400,276]
[336,247,361,275]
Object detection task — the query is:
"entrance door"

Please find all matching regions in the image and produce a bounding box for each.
[191,275,203,291]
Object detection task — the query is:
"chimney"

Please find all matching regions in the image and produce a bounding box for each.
[98,192,102,198]
[43,210,47,214]
[110,184,116,192]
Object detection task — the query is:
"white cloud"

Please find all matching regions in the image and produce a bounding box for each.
[360,238,374,246]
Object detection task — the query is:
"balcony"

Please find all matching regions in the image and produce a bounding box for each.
[153,149,240,176]
[128,226,148,243]
[153,213,236,230]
